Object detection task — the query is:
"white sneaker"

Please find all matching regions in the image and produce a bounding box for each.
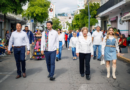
[68,48,70,50]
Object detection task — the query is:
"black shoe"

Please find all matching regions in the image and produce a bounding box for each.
[97,59,101,61]
[86,75,90,80]
[81,74,84,77]
[56,57,58,61]
[50,77,55,81]
[59,58,61,60]
[93,56,96,60]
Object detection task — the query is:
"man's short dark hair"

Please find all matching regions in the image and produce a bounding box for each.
[25,26,28,28]
[46,21,53,25]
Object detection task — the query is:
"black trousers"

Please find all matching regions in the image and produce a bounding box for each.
[65,41,67,48]
[79,53,91,75]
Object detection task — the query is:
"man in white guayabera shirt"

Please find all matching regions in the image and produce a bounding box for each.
[41,21,59,81]
[8,23,30,79]
[92,26,103,61]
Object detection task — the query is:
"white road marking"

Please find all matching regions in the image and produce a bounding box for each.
[0,60,30,83]
[0,69,16,83]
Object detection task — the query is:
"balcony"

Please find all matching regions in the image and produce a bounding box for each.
[97,0,123,15]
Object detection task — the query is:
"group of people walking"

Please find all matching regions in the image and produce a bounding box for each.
[7,21,121,81]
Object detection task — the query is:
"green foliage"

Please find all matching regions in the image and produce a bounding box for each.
[22,0,50,23]
[0,0,28,14]
[72,2,100,30]
[51,17,62,30]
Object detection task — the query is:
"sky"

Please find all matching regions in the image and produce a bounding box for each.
[22,0,78,14]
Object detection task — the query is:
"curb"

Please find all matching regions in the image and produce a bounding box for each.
[117,56,130,63]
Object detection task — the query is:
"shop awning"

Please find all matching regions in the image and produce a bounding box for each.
[122,13,130,21]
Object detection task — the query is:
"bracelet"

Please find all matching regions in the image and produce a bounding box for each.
[57,49,59,51]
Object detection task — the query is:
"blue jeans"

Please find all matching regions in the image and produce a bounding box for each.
[14,46,26,76]
[44,51,56,77]
[56,41,62,59]
[93,45,102,59]
[67,39,69,48]
[72,47,76,57]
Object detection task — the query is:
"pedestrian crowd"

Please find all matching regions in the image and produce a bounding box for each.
[0,21,130,81]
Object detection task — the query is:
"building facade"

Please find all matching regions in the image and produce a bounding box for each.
[0,13,26,39]
[97,0,130,37]
[57,13,74,31]
[84,0,101,5]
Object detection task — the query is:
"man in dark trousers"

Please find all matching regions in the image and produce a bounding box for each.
[41,21,59,81]
[23,26,34,60]
[8,23,30,79]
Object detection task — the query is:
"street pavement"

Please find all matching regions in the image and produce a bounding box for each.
[0,47,130,90]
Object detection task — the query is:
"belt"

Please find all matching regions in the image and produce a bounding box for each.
[106,45,116,47]
[14,46,25,48]
[59,41,62,42]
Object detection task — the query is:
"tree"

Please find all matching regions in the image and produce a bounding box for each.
[22,0,50,23]
[0,0,28,38]
[51,17,62,30]
[72,2,100,30]
[66,21,73,31]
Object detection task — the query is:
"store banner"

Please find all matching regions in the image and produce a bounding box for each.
[77,0,85,10]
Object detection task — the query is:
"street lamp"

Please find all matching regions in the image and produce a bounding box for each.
[87,0,91,32]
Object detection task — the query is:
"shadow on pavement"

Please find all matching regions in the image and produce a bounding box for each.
[55,68,68,78]
[26,67,43,76]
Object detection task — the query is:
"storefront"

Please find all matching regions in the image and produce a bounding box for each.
[110,16,118,28]
[122,13,130,36]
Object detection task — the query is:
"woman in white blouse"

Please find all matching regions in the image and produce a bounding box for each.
[69,32,78,60]
[102,27,120,79]
[56,29,64,61]
[76,27,93,80]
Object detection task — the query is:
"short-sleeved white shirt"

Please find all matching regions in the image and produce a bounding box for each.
[92,31,103,45]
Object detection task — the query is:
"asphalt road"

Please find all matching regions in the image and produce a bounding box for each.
[0,47,130,90]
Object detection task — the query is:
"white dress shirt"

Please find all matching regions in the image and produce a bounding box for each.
[69,37,78,48]
[76,36,93,55]
[8,30,30,50]
[102,36,119,55]
[92,31,103,45]
[79,32,92,37]
[58,33,65,45]
[41,29,59,51]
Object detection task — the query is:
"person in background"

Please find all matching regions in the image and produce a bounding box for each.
[61,30,65,39]
[23,26,34,60]
[8,23,30,79]
[5,30,10,48]
[69,32,78,60]
[76,27,93,80]
[90,30,92,35]
[127,35,130,52]
[10,29,14,53]
[0,41,7,57]
[41,21,59,81]
[92,26,103,61]
[76,30,79,37]
[102,27,120,79]
[68,30,73,50]
[65,33,68,48]
[0,36,2,42]
[56,29,64,61]
[119,34,127,53]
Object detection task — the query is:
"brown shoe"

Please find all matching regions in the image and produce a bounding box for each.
[23,73,26,78]
[16,75,21,79]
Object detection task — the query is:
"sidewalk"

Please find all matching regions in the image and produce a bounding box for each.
[117,51,130,62]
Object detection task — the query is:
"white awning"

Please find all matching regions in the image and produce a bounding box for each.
[122,13,130,21]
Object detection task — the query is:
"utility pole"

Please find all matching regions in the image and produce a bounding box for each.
[87,0,91,32]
